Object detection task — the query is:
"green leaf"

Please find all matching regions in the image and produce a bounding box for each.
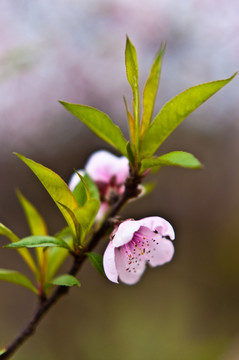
[70,174,100,245]
[126,141,135,166]
[123,96,135,147]
[125,36,140,151]
[5,235,71,250]
[58,202,81,247]
[141,151,202,172]
[86,252,105,276]
[16,190,48,270]
[0,269,38,294]
[15,153,80,238]
[16,190,48,236]
[51,274,80,287]
[63,173,100,245]
[140,73,237,158]
[0,223,37,275]
[59,102,128,157]
[84,173,100,201]
[75,199,100,243]
[73,179,87,208]
[73,172,100,208]
[74,170,91,200]
[47,227,72,281]
[125,37,138,91]
[141,43,165,137]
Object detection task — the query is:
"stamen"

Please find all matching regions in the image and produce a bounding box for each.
[135,243,144,256]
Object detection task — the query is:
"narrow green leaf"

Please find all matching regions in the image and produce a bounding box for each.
[141,151,202,172]
[15,153,79,238]
[58,202,81,246]
[61,174,100,244]
[0,269,38,294]
[51,274,80,287]
[126,141,135,166]
[16,190,48,271]
[86,252,105,276]
[73,172,100,208]
[125,36,140,151]
[0,223,37,275]
[16,190,48,236]
[141,73,237,158]
[59,102,128,157]
[123,96,135,147]
[75,199,100,242]
[47,227,72,281]
[84,173,100,202]
[74,170,91,200]
[5,235,71,250]
[72,173,87,208]
[125,37,138,89]
[141,43,165,137]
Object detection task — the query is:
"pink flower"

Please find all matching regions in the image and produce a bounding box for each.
[103,217,175,285]
[68,150,129,219]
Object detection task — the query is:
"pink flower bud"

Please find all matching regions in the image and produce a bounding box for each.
[68,150,129,220]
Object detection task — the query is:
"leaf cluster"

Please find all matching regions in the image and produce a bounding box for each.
[60,37,236,174]
[0,157,102,295]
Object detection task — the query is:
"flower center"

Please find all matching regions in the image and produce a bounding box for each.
[95,176,124,205]
[117,226,159,274]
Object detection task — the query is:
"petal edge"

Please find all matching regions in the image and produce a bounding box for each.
[103,241,118,283]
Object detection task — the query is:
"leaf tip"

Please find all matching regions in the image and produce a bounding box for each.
[13,152,26,163]
[159,41,166,55]
[58,100,69,109]
[196,161,204,169]
[125,35,135,50]
[15,187,21,195]
[59,100,73,110]
[3,244,12,249]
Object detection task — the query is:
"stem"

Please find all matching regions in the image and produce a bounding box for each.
[0,170,141,360]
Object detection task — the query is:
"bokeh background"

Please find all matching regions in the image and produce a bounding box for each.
[0,1,239,359]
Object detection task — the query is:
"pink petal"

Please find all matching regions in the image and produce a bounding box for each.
[112,156,129,184]
[85,150,129,184]
[68,169,85,191]
[113,217,175,248]
[114,246,146,285]
[145,235,175,267]
[137,216,175,240]
[103,241,119,283]
[113,220,143,247]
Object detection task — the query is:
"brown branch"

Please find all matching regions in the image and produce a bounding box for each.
[0,255,84,360]
[0,170,142,359]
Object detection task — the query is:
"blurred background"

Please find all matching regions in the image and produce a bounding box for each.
[0,0,239,359]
